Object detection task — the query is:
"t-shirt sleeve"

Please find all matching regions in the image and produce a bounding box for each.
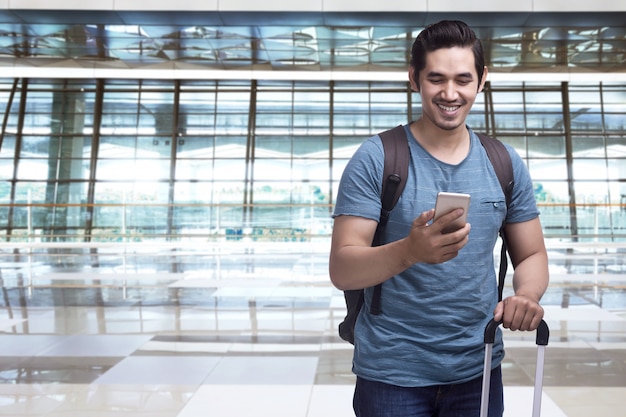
[505,145,540,224]
[332,136,384,222]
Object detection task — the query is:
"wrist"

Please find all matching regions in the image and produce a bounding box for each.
[398,237,419,269]
[513,292,541,304]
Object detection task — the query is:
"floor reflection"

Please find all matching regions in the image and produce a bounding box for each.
[0,267,624,417]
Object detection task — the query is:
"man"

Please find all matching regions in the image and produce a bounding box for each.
[329,20,549,417]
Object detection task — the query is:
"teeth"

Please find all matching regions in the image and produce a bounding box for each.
[439,104,459,111]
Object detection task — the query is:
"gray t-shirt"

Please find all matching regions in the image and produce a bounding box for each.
[332,124,539,386]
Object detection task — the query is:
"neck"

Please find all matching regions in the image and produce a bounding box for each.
[410,120,470,164]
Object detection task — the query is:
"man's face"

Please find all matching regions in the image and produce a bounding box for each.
[409,46,487,132]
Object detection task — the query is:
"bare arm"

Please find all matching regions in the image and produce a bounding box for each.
[493,217,549,331]
[329,208,471,290]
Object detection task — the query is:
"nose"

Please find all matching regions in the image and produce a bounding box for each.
[441,81,459,101]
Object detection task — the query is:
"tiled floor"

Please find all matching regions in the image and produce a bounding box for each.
[0,249,625,417]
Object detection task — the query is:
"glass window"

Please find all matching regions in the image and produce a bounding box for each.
[604,113,626,131]
[606,136,626,158]
[293,112,329,133]
[498,136,527,158]
[253,181,292,204]
[602,85,626,131]
[292,159,328,181]
[175,136,214,158]
[569,85,610,132]
[213,160,246,181]
[534,181,569,203]
[334,91,370,114]
[1,78,625,243]
[573,181,611,205]
[175,159,214,181]
[371,114,408,133]
[214,136,247,158]
[293,135,329,158]
[0,158,15,181]
[97,159,171,180]
[572,160,608,180]
[174,181,215,204]
[525,90,564,132]
[491,89,526,131]
[215,113,249,135]
[494,113,527,131]
[528,135,566,158]
[212,181,245,205]
[606,159,624,179]
[255,136,292,154]
[466,112,487,131]
[537,182,572,237]
[332,136,367,165]
[529,159,568,181]
[572,135,605,157]
[253,159,292,181]
[333,113,372,134]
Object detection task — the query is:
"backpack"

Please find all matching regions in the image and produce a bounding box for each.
[338,125,515,345]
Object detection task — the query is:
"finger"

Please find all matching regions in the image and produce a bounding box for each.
[433,208,466,233]
[502,297,519,331]
[440,223,471,246]
[519,308,535,331]
[526,305,545,331]
[503,298,544,331]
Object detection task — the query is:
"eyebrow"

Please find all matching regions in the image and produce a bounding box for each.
[426,71,474,79]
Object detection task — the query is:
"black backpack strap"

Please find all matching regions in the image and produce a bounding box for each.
[477,134,514,205]
[337,125,409,343]
[477,133,514,302]
[370,125,409,315]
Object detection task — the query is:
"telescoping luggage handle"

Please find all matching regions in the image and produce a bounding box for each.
[480,319,550,417]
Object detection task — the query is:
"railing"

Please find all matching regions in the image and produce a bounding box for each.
[0,238,624,292]
[1,202,625,242]
[0,202,624,297]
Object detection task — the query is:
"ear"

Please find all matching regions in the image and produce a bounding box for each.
[478,66,488,93]
[408,66,419,92]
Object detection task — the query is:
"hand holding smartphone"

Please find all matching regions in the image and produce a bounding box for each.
[433,192,470,234]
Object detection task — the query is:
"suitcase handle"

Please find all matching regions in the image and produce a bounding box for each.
[483,318,550,345]
[481,318,550,417]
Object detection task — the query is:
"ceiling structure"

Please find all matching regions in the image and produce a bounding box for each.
[0,11,624,78]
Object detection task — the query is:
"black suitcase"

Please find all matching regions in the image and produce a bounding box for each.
[480,318,550,417]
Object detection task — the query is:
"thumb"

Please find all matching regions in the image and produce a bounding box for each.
[412,209,435,228]
[493,300,505,322]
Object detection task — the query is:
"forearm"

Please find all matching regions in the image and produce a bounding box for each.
[329,238,412,290]
[329,210,471,291]
[512,250,549,303]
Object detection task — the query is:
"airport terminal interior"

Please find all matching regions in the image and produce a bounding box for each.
[0,4,625,417]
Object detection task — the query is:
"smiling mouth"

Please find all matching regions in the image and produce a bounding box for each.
[438,104,460,112]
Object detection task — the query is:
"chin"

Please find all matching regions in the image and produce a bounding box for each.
[435,121,464,131]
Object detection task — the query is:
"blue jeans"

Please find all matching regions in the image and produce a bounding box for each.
[353,366,503,417]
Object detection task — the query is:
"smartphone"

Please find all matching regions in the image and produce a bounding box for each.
[433,192,471,233]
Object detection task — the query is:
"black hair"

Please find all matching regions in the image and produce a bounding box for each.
[410,20,485,87]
